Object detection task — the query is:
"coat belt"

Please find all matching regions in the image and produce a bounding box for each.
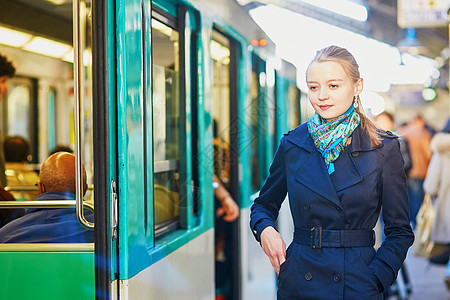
[294,227,375,249]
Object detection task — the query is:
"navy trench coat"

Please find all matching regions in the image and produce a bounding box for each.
[250,123,414,300]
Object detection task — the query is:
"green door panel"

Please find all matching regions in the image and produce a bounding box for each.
[0,251,94,299]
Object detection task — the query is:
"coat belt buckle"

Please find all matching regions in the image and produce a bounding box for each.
[310,227,322,249]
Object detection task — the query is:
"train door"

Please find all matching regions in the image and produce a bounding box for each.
[211,29,241,300]
[113,2,214,299]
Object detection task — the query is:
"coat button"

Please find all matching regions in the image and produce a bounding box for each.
[304,204,310,211]
[333,273,341,282]
[351,151,360,157]
[305,273,312,281]
[335,206,342,213]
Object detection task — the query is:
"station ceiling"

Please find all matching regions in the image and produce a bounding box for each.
[237,0,449,61]
[1,0,448,61]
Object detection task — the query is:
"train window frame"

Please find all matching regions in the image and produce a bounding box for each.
[150,14,182,238]
[149,5,201,241]
[2,77,39,163]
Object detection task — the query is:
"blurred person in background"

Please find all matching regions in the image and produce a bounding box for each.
[399,115,432,228]
[375,111,412,175]
[0,54,16,187]
[423,118,450,290]
[4,136,40,200]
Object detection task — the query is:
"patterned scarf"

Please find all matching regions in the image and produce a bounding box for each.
[307,105,360,174]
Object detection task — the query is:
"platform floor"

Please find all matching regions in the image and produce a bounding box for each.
[389,250,449,300]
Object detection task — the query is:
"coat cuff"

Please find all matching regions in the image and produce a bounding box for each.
[368,258,395,292]
[252,218,277,242]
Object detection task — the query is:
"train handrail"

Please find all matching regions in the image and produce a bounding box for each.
[4,186,39,192]
[0,243,94,252]
[73,0,93,230]
[0,200,94,213]
[4,185,94,192]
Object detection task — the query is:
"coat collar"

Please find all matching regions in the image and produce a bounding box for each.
[285,123,382,152]
[284,123,380,207]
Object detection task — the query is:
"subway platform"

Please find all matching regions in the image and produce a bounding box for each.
[388,250,450,300]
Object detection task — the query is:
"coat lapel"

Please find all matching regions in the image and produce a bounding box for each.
[285,125,382,206]
[329,126,382,192]
[286,125,342,207]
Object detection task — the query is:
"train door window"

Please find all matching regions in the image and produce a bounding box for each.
[250,70,260,192]
[47,87,56,152]
[250,54,269,193]
[211,31,231,188]
[0,0,94,242]
[267,66,275,158]
[5,78,34,143]
[151,18,181,236]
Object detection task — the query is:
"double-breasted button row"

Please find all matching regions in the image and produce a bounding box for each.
[351,151,360,157]
[303,273,340,282]
[305,272,313,281]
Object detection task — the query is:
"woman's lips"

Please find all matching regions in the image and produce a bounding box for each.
[319,105,333,110]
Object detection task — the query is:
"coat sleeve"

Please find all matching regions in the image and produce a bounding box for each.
[368,137,414,291]
[250,137,288,242]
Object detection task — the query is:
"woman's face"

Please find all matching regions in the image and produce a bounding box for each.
[307,61,362,121]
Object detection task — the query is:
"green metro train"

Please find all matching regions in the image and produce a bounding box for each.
[0,0,300,299]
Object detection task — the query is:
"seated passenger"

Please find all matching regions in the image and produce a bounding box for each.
[4,135,40,200]
[0,152,94,243]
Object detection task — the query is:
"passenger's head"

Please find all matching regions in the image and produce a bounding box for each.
[306,45,363,121]
[4,136,30,163]
[0,54,15,98]
[410,114,426,128]
[38,152,87,196]
[374,111,395,131]
[49,145,73,156]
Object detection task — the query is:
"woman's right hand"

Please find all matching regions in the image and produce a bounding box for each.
[260,226,286,275]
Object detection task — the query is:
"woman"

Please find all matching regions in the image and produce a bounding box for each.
[423,118,450,290]
[250,45,414,299]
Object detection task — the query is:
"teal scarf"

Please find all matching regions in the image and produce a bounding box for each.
[307,105,360,174]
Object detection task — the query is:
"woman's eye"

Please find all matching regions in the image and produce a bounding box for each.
[330,84,338,88]
[309,86,318,91]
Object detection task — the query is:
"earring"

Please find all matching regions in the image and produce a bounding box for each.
[353,95,359,108]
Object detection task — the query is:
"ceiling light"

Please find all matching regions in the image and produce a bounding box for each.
[44,0,69,4]
[62,50,74,63]
[152,19,173,37]
[23,37,72,58]
[210,40,230,64]
[300,0,368,22]
[0,26,33,47]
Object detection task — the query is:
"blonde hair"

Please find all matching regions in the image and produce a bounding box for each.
[308,45,380,147]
